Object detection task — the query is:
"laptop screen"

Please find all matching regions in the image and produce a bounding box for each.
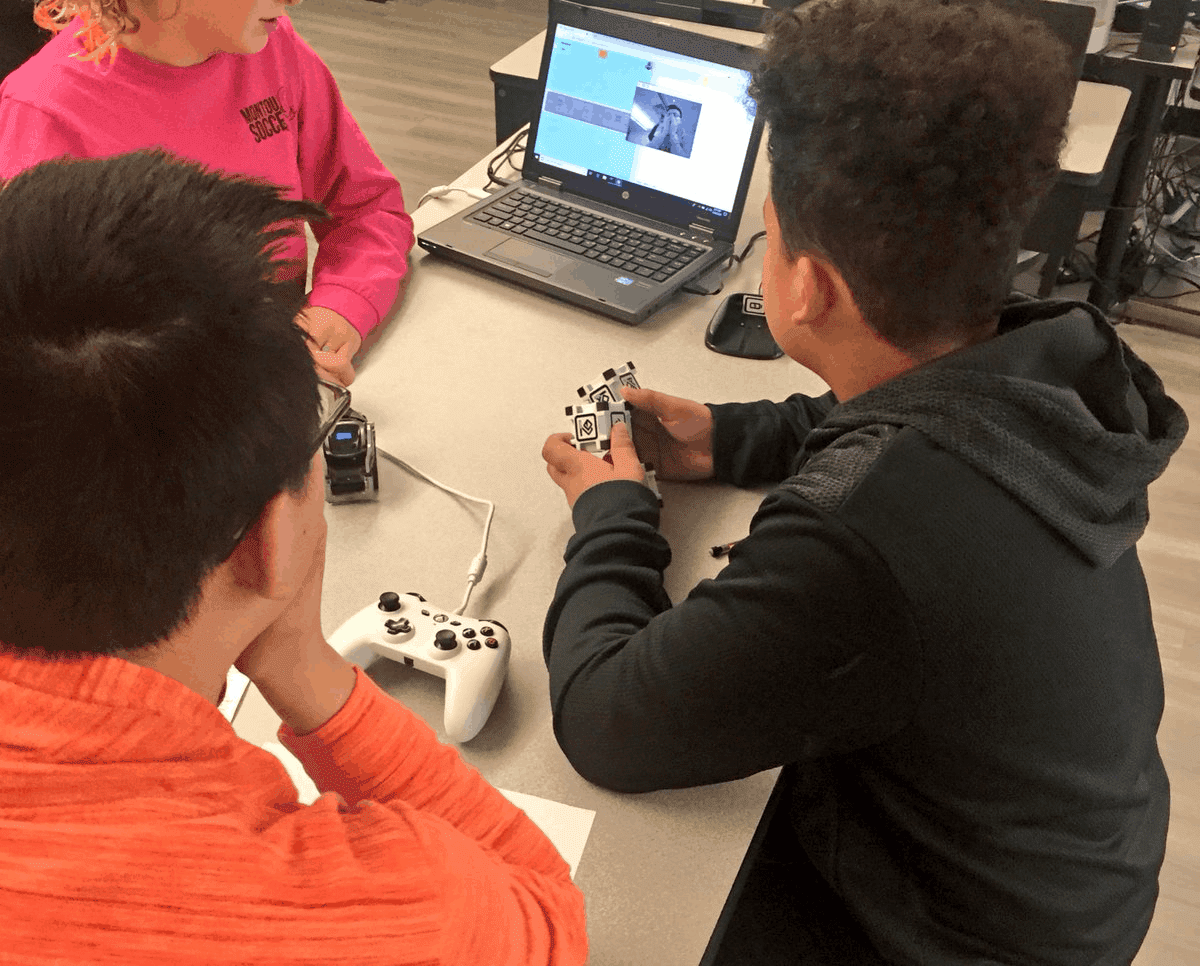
[526,13,761,237]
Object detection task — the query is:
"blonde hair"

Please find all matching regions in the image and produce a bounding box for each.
[33,0,141,67]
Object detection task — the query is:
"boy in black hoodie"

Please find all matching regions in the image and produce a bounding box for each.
[540,1,1189,963]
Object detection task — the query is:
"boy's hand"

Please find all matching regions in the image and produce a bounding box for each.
[233,517,329,687]
[620,386,715,481]
[543,421,645,508]
[297,306,361,386]
[235,521,356,735]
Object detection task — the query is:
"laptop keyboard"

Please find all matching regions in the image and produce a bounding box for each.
[470,189,708,283]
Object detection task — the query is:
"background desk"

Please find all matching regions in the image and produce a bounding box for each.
[491,27,1130,164]
[1083,36,1200,312]
[234,123,824,964]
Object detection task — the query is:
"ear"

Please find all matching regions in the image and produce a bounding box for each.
[770,253,835,346]
[227,489,302,602]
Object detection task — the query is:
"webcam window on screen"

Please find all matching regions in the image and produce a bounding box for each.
[532,24,757,218]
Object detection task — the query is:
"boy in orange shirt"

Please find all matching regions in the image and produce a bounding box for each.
[0,148,587,966]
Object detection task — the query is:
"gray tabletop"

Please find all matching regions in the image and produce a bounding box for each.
[234,133,829,964]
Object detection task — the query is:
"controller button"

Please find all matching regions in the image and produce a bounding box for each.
[462,628,477,639]
[450,620,462,626]
[481,626,495,636]
[433,613,449,623]
[421,609,431,616]
[434,630,458,651]
[485,638,500,649]
[378,592,401,612]
[467,640,482,650]
[385,618,412,635]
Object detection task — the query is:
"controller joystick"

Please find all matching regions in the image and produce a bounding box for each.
[328,591,511,742]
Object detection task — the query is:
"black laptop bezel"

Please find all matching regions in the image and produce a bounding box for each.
[522,0,765,244]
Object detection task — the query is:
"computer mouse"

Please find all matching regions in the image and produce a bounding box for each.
[704,293,784,360]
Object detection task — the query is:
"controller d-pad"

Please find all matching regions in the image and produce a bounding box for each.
[385,618,412,635]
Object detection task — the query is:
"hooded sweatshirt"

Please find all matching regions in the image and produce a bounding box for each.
[542,299,1188,966]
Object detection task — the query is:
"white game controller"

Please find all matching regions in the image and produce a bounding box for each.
[328,591,510,742]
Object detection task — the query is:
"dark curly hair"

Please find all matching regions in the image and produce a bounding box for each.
[751,0,1075,351]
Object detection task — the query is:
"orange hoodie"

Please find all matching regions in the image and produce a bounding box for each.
[0,652,588,965]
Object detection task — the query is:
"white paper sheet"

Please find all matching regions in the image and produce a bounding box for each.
[260,741,594,878]
[496,788,595,878]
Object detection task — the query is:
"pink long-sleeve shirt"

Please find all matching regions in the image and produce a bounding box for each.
[0,16,413,339]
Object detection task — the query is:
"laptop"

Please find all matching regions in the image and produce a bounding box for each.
[417,0,765,325]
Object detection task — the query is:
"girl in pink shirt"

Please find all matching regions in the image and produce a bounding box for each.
[1,0,415,385]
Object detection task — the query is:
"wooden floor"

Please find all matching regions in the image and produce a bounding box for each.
[1116,320,1200,966]
[289,2,1200,961]
[289,0,546,208]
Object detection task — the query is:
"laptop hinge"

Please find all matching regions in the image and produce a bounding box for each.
[538,176,563,189]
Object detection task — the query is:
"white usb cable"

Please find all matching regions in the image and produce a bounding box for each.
[377,447,495,615]
[416,185,491,209]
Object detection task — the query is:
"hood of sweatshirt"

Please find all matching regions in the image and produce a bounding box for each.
[807,299,1189,567]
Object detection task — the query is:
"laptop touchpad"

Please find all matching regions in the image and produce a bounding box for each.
[489,239,572,277]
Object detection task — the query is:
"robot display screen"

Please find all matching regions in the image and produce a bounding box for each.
[531,23,758,219]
